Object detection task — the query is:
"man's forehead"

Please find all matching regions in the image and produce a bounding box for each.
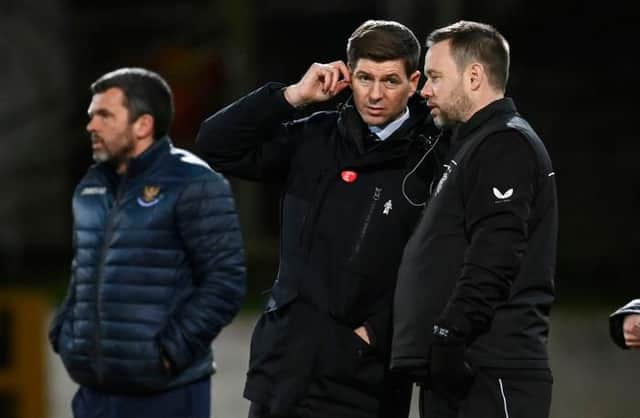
[352,58,405,73]
[424,43,452,69]
[425,41,451,61]
[89,87,126,110]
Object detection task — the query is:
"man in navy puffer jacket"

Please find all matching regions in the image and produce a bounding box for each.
[49,67,246,418]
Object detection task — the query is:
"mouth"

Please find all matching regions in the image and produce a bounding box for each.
[91,141,105,152]
[366,106,385,116]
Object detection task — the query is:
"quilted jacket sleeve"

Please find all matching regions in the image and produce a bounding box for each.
[157,172,246,372]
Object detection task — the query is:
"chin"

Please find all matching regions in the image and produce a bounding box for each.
[364,116,388,127]
[92,152,111,163]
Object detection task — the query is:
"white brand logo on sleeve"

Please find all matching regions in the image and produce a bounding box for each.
[434,160,457,196]
[383,200,392,215]
[80,187,106,195]
[493,187,514,200]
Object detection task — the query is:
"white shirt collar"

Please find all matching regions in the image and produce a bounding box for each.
[368,107,410,141]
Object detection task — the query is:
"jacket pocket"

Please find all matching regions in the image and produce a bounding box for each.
[248,284,299,373]
[317,318,385,396]
[246,285,320,415]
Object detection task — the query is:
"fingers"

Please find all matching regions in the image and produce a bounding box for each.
[354,325,371,345]
[624,329,640,345]
[623,315,640,348]
[308,61,351,98]
[334,78,351,95]
[317,61,350,96]
[286,61,352,107]
[325,60,351,94]
[623,314,640,334]
[625,340,640,349]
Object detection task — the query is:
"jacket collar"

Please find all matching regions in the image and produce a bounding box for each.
[452,97,517,143]
[126,136,171,177]
[94,136,172,181]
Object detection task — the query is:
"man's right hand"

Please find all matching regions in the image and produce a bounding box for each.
[284,61,351,107]
[623,313,640,348]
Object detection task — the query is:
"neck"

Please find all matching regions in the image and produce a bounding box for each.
[116,136,155,174]
[466,91,504,122]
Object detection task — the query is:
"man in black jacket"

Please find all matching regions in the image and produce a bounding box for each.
[391,21,558,418]
[196,20,443,418]
[49,68,246,418]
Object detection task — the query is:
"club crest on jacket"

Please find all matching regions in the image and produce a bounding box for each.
[138,185,161,207]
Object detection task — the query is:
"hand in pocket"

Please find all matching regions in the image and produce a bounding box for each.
[354,325,371,345]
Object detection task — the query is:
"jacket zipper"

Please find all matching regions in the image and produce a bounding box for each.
[351,186,382,259]
[94,175,126,383]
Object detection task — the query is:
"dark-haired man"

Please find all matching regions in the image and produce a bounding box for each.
[49,67,246,418]
[392,21,557,418]
[196,19,444,418]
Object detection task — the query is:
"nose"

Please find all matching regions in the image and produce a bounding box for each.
[369,81,383,101]
[420,80,432,99]
[86,116,96,133]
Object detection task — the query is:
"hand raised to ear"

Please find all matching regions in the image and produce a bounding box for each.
[284,61,351,107]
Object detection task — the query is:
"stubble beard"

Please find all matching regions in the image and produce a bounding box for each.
[435,84,473,129]
[91,130,136,167]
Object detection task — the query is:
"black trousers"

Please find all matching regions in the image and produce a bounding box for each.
[420,369,552,418]
[249,402,299,418]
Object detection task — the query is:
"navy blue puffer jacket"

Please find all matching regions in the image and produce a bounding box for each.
[49,137,246,394]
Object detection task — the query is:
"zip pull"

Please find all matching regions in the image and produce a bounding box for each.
[419,132,442,151]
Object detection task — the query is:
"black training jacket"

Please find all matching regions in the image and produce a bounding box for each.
[392,98,558,374]
[196,83,444,418]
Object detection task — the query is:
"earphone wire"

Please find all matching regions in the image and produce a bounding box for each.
[402,132,442,207]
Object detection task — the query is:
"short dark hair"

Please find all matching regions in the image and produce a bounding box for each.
[426,20,510,92]
[91,67,174,139]
[347,20,420,77]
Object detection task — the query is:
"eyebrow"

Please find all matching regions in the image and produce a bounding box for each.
[355,70,402,79]
[88,108,114,117]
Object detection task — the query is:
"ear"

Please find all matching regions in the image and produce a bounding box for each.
[132,114,154,140]
[347,63,355,89]
[408,70,421,95]
[467,62,484,91]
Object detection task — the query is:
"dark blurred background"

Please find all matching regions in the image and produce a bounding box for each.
[1,0,638,306]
